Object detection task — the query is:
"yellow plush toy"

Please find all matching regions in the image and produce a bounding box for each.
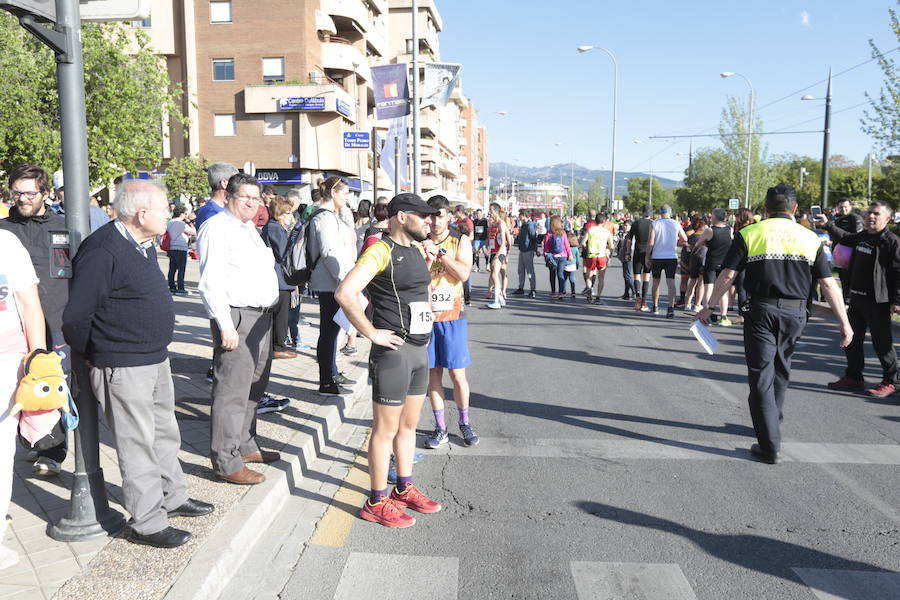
[12,350,70,416]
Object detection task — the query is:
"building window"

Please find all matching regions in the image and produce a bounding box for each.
[132,17,152,28]
[264,114,285,136]
[262,57,285,83]
[214,114,236,136]
[210,1,232,24]
[212,59,235,81]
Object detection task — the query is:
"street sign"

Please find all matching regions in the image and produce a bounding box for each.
[0,0,55,22]
[79,0,150,22]
[343,131,371,150]
[728,198,740,210]
[336,98,352,118]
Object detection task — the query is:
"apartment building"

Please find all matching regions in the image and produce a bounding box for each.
[140,0,488,206]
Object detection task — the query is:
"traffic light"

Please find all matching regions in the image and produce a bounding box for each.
[0,0,56,23]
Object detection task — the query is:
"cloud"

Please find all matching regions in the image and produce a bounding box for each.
[800,10,810,27]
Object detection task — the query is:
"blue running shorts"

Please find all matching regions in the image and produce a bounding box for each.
[427,319,472,369]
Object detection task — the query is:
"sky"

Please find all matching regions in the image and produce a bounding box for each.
[437,0,896,181]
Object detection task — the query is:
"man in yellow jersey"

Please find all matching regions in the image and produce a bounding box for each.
[696,186,852,464]
[422,195,478,448]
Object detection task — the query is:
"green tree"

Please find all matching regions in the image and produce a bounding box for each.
[573,200,589,216]
[623,177,670,213]
[164,156,210,204]
[862,2,900,154]
[678,148,738,213]
[719,95,769,206]
[0,14,187,185]
[767,153,821,209]
[588,175,605,209]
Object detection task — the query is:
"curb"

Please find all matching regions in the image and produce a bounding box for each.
[162,369,369,600]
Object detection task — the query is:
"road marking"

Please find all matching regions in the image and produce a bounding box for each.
[333,552,458,600]
[422,438,900,464]
[309,436,370,548]
[571,561,698,600]
[794,568,900,600]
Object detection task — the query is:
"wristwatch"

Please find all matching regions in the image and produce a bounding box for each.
[437,248,447,258]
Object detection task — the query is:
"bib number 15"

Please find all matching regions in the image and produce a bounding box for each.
[408,301,434,335]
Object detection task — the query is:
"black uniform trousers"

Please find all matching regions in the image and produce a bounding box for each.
[743,299,806,454]
[844,297,898,384]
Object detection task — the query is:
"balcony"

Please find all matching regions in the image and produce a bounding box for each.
[244,82,356,124]
[323,0,369,32]
[322,38,370,81]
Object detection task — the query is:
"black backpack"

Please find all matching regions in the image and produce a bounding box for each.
[282,208,328,286]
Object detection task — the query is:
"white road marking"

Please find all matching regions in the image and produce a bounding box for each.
[794,568,900,600]
[333,552,458,600]
[571,561,699,600]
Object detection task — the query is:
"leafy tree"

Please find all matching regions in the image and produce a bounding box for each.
[767,153,821,209]
[573,200,589,216]
[677,148,738,213]
[862,2,900,154]
[623,176,670,213]
[0,14,187,185]
[588,175,605,209]
[719,95,770,206]
[164,156,210,204]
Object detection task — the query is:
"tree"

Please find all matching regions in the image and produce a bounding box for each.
[768,153,821,209]
[862,2,900,154]
[719,95,769,206]
[573,200,589,216]
[0,14,187,185]
[588,175,605,209]
[623,176,669,213]
[164,156,210,204]
[677,148,738,213]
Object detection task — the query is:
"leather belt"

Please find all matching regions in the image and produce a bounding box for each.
[752,296,804,308]
[231,305,276,314]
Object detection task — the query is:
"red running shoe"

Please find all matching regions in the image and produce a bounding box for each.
[391,484,442,514]
[633,298,643,311]
[359,497,416,528]
[867,380,897,398]
[826,377,865,391]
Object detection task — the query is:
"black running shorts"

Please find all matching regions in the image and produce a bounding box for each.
[703,265,722,285]
[632,250,648,275]
[651,258,678,279]
[370,342,429,406]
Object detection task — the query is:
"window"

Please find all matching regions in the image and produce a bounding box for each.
[262,57,284,83]
[264,114,285,136]
[214,114,236,137]
[210,1,232,24]
[212,59,234,81]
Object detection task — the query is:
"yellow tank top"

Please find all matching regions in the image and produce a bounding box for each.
[430,232,464,322]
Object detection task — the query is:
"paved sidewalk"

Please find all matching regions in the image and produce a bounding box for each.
[1,257,369,600]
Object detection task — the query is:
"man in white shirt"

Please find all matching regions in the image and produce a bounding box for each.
[646,205,688,318]
[197,173,280,485]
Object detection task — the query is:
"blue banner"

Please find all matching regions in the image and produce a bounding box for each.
[372,64,410,120]
[279,97,325,111]
[255,169,304,184]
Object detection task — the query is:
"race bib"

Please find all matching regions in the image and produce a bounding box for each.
[408,301,434,335]
[431,286,454,312]
[474,226,484,234]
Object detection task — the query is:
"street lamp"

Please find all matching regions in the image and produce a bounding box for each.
[799,167,808,189]
[801,69,834,208]
[720,71,755,209]
[578,45,618,211]
[633,139,654,208]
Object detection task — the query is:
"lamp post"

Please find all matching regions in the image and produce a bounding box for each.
[578,45,618,211]
[799,167,808,189]
[801,69,833,208]
[411,0,421,194]
[868,153,876,202]
[720,71,754,209]
[633,139,654,209]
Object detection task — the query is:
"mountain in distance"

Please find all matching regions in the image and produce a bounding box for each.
[490,162,683,198]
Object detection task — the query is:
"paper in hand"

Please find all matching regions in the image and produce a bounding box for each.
[689,321,718,355]
[333,294,369,334]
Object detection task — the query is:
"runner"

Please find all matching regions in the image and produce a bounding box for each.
[583,213,616,304]
[335,193,442,528]
[646,205,688,318]
[683,214,708,312]
[422,196,478,448]
[697,207,734,325]
[471,209,489,273]
[487,202,511,310]
[627,204,654,311]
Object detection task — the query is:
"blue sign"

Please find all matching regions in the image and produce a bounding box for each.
[255,169,304,185]
[279,97,325,111]
[343,131,371,150]
[336,99,352,118]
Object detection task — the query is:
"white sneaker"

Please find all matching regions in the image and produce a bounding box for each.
[0,545,19,570]
[487,302,502,309]
[499,296,506,306]
[33,457,61,476]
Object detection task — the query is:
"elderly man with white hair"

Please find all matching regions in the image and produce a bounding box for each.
[63,180,213,549]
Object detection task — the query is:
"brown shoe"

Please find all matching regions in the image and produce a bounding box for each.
[216,466,265,485]
[241,450,280,464]
[272,350,298,359]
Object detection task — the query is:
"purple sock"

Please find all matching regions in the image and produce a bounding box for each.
[369,488,388,504]
[458,408,469,425]
[396,476,412,493]
[433,409,446,431]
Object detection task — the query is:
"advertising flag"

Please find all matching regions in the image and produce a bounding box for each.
[379,116,408,189]
[372,64,410,120]
[421,63,461,109]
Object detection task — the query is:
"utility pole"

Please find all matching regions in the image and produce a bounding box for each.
[819,69,832,209]
[411,0,421,194]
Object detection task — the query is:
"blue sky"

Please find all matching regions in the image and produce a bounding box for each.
[438,0,896,180]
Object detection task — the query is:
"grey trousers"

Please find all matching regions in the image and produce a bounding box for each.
[90,359,188,535]
[210,307,273,476]
[517,249,536,290]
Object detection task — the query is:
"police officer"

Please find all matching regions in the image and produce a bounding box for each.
[696,185,853,464]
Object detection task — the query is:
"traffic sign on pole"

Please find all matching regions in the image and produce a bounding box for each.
[728,198,740,210]
[343,131,371,150]
[0,0,56,22]
[79,0,149,21]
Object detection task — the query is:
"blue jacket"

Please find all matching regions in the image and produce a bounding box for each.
[260,219,294,291]
[517,220,538,252]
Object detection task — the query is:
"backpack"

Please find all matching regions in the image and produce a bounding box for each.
[550,234,565,255]
[160,231,171,251]
[281,208,329,286]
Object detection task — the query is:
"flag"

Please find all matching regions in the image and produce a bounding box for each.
[379,116,408,189]
[372,64,410,120]
[421,63,461,109]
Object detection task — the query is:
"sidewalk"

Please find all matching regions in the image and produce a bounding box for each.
[1,256,370,600]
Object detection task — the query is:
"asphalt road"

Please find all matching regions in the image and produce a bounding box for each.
[259,251,899,600]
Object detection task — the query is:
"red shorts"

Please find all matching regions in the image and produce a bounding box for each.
[584,256,608,271]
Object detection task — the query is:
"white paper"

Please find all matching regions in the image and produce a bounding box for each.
[689,321,718,355]
[333,294,369,334]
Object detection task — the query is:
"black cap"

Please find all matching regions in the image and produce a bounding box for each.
[388,193,441,217]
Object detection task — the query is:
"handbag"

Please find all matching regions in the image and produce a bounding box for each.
[832,243,853,269]
[160,231,171,251]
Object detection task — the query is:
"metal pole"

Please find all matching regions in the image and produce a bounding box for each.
[372,126,378,204]
[648,155,653,209]
[605,49,618,211]
[570,157,574,215]
[49,0,124,541]
[411,0,421,195]
[819,69,832,209]
[394,135,400,196]
[743,87,753,209]
[868,153,874,202]
[800,167,805,189]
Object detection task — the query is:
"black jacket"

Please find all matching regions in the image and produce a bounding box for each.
[0,206,69,332]
[834,212,864,236]
[827,221,900,305]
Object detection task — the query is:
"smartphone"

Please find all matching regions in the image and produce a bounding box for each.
[810,205,822,219]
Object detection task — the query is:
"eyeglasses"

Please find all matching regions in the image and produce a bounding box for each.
[233,194,262,203]
[10,190,42,200]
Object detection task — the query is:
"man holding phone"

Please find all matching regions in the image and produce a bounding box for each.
[829,199,865,304]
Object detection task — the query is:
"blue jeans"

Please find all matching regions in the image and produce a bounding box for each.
[551,255,568,293]
[167,250,187,291]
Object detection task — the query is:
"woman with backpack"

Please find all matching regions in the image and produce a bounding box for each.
[543,215,572,299]
[261,195,301,359]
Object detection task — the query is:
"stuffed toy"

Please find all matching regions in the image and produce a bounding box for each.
[12,350,69,416]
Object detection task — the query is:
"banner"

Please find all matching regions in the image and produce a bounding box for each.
[371,64,410,120]
[421,63,461,109]
[379,116,408,189]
